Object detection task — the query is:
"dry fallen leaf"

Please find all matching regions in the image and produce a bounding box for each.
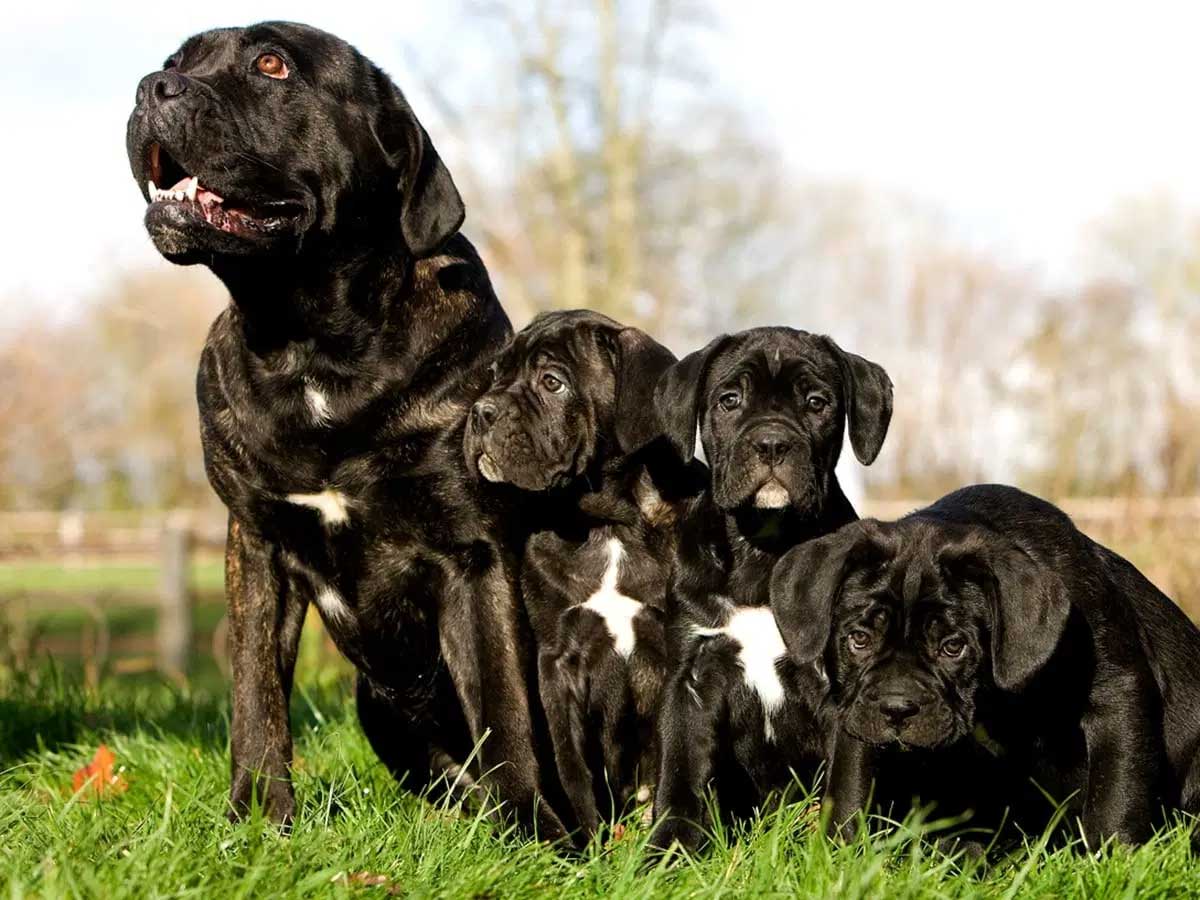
[71,744,128,799]
[331,871,402,894]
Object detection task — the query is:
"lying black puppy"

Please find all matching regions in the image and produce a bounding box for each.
[126,22,565,838]
[770,484,1200,851]
[647,327,893,851]
[464,310,704,841]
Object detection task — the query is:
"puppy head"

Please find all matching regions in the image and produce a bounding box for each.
[654,328,892,516]
[463,310,677,491]
[127,22,462,264]
[769,518,1068,749]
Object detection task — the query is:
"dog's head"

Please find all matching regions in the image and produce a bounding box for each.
[769,517,1069,749]
[654,328,892,515]
[463,310,677,491]
[126,22,463,264]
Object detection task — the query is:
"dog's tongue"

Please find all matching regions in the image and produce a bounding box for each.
[169,176,223,204]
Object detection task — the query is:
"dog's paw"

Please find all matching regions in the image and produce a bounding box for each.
[647,817,706,857]
[227,772,296,828]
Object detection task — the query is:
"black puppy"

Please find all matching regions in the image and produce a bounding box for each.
[647,328,893,851]
[770,484,1200,851]
[127,22,565,838]
[464,310,703,842]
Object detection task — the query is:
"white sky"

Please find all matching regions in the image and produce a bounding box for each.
[3,0,1199,322]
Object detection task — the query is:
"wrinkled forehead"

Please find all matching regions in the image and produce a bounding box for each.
[172,22,354,77]
[706,330,840,390]
[498,320,608,377]
[841,522,989,623]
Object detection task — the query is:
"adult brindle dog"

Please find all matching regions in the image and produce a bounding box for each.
[126,22,565,838]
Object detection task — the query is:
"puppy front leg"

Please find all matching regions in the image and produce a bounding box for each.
[440,558,567,842]
[226,517,307,824]
[539,641,602,841]
[1080,678,1163,847]
[649,640,730,853]
[823,729,875,841]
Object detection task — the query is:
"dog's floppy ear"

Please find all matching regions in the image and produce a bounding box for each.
[770,523,889,665]
[373,81,465,256]
[828,339,893,466]
[653,335,728,462]
[606,326,679,454]
[939,533,1070,691]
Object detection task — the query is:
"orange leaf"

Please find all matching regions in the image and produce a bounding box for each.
[71,744,128,799]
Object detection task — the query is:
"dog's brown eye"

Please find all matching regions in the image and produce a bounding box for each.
[256,53,289,79]
[940,637,966,658]
[541,373,565,394]
[718,391,741,411]
[848,629,872,652]
[807,395,828,413]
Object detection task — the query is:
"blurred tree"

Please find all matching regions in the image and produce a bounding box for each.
[0,268,224,510]
[405,0,800,344]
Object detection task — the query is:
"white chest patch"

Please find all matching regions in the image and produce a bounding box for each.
[285,489,350,527]
[582,539,643,658]
[315,583,352,625]
[304,381,332,426]
[696,606,787,740]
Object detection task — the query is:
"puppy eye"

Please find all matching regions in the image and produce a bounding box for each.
[718,391,741,411]
[806,395,829,413]
[939,637,966,658]
[540,373,566,394]
[848,629,872,652]
[256,53,289,79]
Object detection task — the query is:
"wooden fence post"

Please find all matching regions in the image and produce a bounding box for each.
[157,516,193,680]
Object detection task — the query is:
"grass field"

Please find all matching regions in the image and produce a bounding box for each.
[2,666,1198,899]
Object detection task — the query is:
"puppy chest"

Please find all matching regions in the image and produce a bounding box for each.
[574,538,655,658]
[696,606,788,738]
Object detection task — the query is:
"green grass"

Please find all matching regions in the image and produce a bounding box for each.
[0,560,225,594]
[1,668,1197,898]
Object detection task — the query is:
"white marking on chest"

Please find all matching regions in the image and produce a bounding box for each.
[582,539,643,658]
[697,606,787,740]
[285,488,350,527]
[304,380,332,426]
[315,583,352,625]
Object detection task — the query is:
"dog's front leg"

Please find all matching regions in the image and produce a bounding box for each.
[823,728,875,841]
[1079,674,1164,847]
[225,516,307,824]
[649,639,731,853]
[439,553,567,841]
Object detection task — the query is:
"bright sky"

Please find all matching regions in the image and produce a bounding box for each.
[4,0,1199,321]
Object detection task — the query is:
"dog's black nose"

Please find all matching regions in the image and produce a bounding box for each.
[752,430,792,466]
[136,71,188,108]
[472,399,498,429]
[879,694,921,726]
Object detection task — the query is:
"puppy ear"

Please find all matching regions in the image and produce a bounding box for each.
[653,336,728,462]
[372,82,465,257]
[770,523,886,665]
[830,340,894,466]
[939,536,1070,691]
[607,327,679,454]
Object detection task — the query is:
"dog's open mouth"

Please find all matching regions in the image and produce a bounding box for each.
[145,143,301,235]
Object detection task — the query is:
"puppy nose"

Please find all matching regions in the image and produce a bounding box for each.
[472,399,498,429]
[878,694,921,726]
[136,71,188,108]
[752,430,792,466]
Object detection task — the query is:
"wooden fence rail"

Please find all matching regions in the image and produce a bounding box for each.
[1,499,1198,679]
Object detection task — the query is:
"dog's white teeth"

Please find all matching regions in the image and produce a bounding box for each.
[147,180,156,199]
[184,177,198,201]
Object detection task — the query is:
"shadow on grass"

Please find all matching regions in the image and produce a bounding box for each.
[0,663,354,762]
